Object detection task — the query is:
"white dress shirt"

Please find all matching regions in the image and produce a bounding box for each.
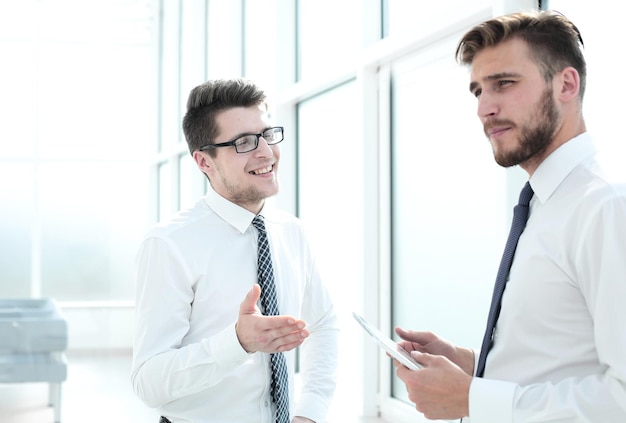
[131,187,339,423]
[469,133,626,422]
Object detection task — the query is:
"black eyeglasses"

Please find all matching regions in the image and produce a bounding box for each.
[199,126,284,154]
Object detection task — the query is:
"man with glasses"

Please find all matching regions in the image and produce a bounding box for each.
[131,78,339,423]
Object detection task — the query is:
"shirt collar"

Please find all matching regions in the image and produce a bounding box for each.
[203,186,268,234]
[529,132,596,204]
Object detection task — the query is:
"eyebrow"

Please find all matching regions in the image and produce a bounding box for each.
[220,126,273,143]
[469,72,522,93]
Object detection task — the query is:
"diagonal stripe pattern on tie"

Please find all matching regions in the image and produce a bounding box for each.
[252,215,290,423]
[476,182,534,378]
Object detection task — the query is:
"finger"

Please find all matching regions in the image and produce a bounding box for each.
[276,336,307,352]
[410,350,431,367]
[240,284,262,315]
[261,315,307,332]
[263,320,308,348]
[395,326,416,340]
[394,360,414,380]
[395,327,435,345]
[397,340,415,351]
[268,327,309,352]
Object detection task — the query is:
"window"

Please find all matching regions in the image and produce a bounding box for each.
[385,0,491,37]
[297,81,364,419]
[297,0,361,82]
[0,0,155,306]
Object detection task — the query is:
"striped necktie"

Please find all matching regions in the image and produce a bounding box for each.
[252,215,290,423]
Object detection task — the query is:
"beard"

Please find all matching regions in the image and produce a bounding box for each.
[487,85,560,168]
[218,172,279,208]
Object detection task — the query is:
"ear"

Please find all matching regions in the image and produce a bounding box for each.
[192,150,214,178]
[557,67,580,103]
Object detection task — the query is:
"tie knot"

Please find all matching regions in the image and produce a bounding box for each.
[518,182,534,207]
[252,215,266,233]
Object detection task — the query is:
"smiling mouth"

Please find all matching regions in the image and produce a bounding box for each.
[250,165,273,175]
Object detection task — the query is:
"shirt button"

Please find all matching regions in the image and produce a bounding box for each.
[264,401,269,407]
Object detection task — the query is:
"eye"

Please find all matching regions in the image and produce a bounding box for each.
[497,80,514,89]
[262,129,276,142]
[472,88,482,98]
[235,135,257,147]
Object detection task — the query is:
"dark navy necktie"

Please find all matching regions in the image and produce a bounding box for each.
[252,215,289,423]
[476,182,534,377]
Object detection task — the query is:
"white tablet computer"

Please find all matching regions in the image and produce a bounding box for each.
[353,312,422,370]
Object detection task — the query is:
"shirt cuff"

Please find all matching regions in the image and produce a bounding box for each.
[294,391,330,423]
[469,377,516,423]
[204,322,250,368]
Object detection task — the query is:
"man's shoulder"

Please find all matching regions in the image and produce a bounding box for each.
[145,200,215,239]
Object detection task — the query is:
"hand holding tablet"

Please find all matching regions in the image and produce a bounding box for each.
[353,312,422,370]
[354,313,460,423]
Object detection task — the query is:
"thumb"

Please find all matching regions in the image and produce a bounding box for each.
[240,284,261,315]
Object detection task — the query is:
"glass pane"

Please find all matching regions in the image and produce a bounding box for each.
[36,42,154,160]
[244,0,279,96]
[0,42,37,159]
[158,161,172,221]
[207,0,243,79]
[0,163,34,298]
[39,162,149,301]
[297,80,364,420]
[161,0,182,149]
[386,0,491,38]
[0,0,156,302]
[297,0,360,82]
[390,35,508,400]
[22,0,155,160]
[180,0,208,130]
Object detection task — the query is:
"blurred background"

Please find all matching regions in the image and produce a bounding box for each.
[0,0,623,422]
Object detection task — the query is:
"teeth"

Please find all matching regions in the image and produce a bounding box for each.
[252,165,272,175]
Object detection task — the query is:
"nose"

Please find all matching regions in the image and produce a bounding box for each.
[477,91,498,122]
[254,136,274,157]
